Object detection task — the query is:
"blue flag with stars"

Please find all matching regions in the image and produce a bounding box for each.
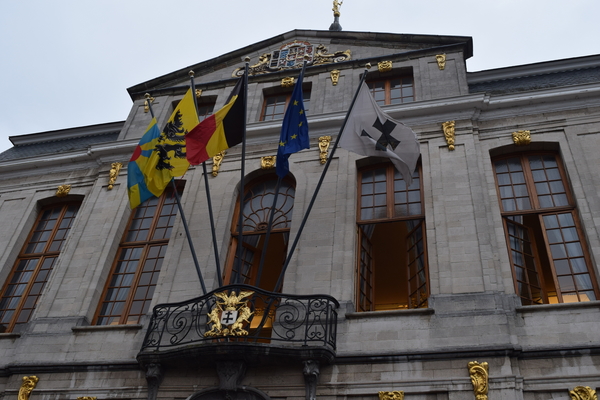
[276,69,310,178]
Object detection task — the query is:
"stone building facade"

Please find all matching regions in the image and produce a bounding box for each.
[0,29,599,400]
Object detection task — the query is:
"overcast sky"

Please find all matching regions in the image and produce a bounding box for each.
[0,0,598,153]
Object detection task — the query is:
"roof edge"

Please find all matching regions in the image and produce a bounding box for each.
[9,121,125,147]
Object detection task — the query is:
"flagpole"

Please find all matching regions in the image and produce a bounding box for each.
[255,60,308,288]
[144,93,207,294]
[234,58,250,284]
[188,71,223,288]
[272,63,371,293]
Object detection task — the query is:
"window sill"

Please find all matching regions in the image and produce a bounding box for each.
[0,332,21,339]
[516,300,600,313]
[345,308,434,319]
[72,324,143,332]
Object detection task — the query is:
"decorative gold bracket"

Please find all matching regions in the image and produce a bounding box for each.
[108,162,122,190]
[261,156,276,169]
[212,151,226,177]
[18,376,38,400]
[512,130,531,145]
[570,386,598,400]
[468,361,489,400]
[378,61,393,72]
[318,136,332,164]
[442,121,456,150]
[435,54,446,70]
[330,70,340,86]
[144,93,155,113]
[379,391,404,400]
[56,185,71,197]
[281,77,295,88]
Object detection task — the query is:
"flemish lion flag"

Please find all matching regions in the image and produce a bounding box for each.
[128,118,161,209]
[338,82,420,186]
[143,88,199,197]
[186,78,244,165]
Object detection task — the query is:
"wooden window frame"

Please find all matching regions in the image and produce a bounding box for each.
[0,201,81,332]
[260,90,311,122]
[367,75,414,106]
[355,162,428,312]
[93,183,183,325]
[493,152,599,305]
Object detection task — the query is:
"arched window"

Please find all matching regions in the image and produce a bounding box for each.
[492,152,599,305]
[0,201,81,332]
[356,162,428,311]
[224,175,295,291]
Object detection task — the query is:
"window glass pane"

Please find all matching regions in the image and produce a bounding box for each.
[557,275,575,292]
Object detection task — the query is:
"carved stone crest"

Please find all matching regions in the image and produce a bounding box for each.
[205,290,254,337]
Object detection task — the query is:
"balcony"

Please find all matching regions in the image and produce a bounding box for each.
[137,284,339,368]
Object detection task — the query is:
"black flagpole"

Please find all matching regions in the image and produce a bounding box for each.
[272,64,371,293]
[188,71,223,288]
[255,60,308,288]
[234,58,250,284]
[144,93,207,294]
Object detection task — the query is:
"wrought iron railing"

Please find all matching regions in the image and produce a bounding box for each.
[140,284,339,353]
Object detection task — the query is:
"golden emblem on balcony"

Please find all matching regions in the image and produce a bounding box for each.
[570,386,597,400]
[18,376,38,400]
[379,391,404,400]
[205,291,254,337]
[468,361,489,400]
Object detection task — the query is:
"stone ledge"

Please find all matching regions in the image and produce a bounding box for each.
[345,308,434,319]
[72,324,143,332]
[0,333,21,339]
[516,300,600,313]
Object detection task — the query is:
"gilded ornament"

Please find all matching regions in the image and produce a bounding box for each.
[195,89,203,98]
[318,136,332,164]
[435,54,446,70]
[56,184,71,197]
[108,162,122,190]
[212,151,226,177]
[313,44,351,66]
[77,397,97,400]
[512,130,531,146]
[468,361,489,400]
[330,70,340,86]
[332,0,343,16]
[281,77,295,88]
[18,376,38,400]
[261,156,276,170]
[205,291,254,337]
[379,391,404,400]
[442,120,456,150]
[378,61,393,73]
[570,386,598,400]
[144,93,155,113]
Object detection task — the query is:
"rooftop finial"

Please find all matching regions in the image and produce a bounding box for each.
[329,0,343,31]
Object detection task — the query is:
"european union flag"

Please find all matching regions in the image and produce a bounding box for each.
[276,69,310,178]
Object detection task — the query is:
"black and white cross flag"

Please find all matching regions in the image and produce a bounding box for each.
[339,82,420,186]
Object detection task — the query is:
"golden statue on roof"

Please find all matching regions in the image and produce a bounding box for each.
[333,0,343,16]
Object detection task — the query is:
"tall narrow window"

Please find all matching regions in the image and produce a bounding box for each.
[94,184,183,325]
[0,202,81,332]
[367,76,414,106]
[261,91,311,121]
[493,153,599,305]
[224,175,295,292]
[356,163,428,311]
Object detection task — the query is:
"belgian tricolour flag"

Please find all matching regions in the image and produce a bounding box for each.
[186,78,244,165]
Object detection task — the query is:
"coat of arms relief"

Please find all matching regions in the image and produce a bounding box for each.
[205,290,254,337]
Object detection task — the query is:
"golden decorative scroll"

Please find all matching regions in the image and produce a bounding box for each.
[468,361,489,400]
[144,93,155,113]
[442,121,456,150]
[281,77,295,88]
[313,44,351,66]
[379,391,404,400]
[205,291,254,337]
[332,0,343,16]
[436,54,446,70]
[378,61,393,73]
[512,130,531,146]
[261,156,276,170]
[108,162,122,190]
[212,151,226,177]
[318,136,332,164]
[56,185,71,197]
[77,397,97,400]
[18,376,38,400]
[330,70,340,86]
[570,386,598,400]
